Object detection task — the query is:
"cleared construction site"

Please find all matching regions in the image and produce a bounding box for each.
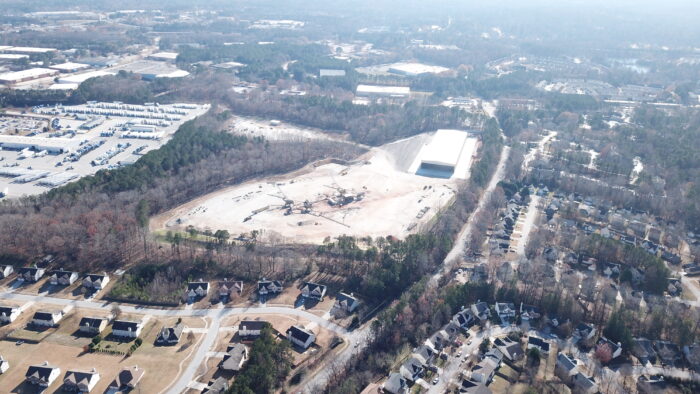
[155,129,480,244]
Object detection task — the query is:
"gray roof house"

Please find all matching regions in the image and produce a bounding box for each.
[470,301,490,321]
[78,317,109,335]
[63,368,100,392]
[399,357,425,382]
[257,279,283,296]
[156,322,185,345]
[382,372,408,394]
[334,292,360,313]
[300,282,327,301]
[220,343,249,371]
[25,362,60,387]
[49,269,78,286]
[18,267,45,283]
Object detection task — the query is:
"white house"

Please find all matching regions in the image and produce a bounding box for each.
[238,320,267,339]
[0,306,21,323]
[0,356,8,374]
[31,311,63,327]
[220,344,249,371]
[63,369,100,392]
[82,273,110,291]
[300,282,327,301]
[111,320,143,338]
[0,265,13,279]
[49,269,79,286]
[286,325,316,349]
[25,362,60,387]
[334,292,360,313]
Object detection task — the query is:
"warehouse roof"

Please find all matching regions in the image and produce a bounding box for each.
[57,70,115,84]
[2,46,57,54]
[49,62,90,72]
[419,129,469,168]
[0,68,58,82]
[356,84,410,96]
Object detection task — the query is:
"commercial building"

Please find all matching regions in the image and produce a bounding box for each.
[113,60,189,80]
[49,62,90,73]
[0,135,79,154]
[0,68,59,85]
[387,62,450,76]
[57,70,115,85]
[1,46,57,54]
[148,52,179,62]
[415,129,471,179]
[356,84,410,98]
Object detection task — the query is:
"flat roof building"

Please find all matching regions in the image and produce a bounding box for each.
[388,62,450,76]
[57,70,115,84]
[415,129,476,179]
[1,46,57,54]
[0,135,80,154]
[356,84,410,98]
[148,52,179,62]
[49,62,90,73]
[0,68,59,85]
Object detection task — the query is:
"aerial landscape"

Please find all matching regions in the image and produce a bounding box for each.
[0,0,699,393]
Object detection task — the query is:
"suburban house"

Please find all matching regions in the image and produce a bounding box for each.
[494,337,524,361]
[0,355,8,374]
[453,308,477,329]
[82,273,110,291]
[412,344,436,366]
[202,377,229,393]
[494,302,516,324]
[238,320,267,339]
[0,306,21,323]
[18,266,45,283]
[48,269,79,286]
[683,344,700,371]
[220,343,249,372]
[218,279,244,302]
[470,302,491,321]
[300,282,327,301]
[519,303,541,321]
[25,362,60,388]
[471,349,503,384]
[63,368,100,392]
[0,264,13,279]
[31,310,63,327]
[334,292,360,313]
[574,323,596,342]
[382,372,408,394]
[555,353,579,384]
[257,279,283,296]
[597,337,622,359]
[108,366,145,391]
[186,280,209,300]
[286,325,316,349]
[572,372,598,394]
[460,378,492,394]
[78,317,109,335]
[527,336,551,354]
[111,320,143,339]
[426,329,450,352]
[156,321,185,346]
[632,338,657,365]
[399,357,425,382]
[654,340,683,366]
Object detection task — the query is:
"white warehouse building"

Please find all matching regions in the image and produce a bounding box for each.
[356,84,410,98]
[0,135,80,154]
[414,129,478,179]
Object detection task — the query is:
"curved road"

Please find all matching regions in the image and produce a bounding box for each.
[0,290,350,393]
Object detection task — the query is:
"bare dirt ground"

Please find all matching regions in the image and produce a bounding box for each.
[153,133,473,244]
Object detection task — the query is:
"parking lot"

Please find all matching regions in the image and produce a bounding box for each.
[0,102,209,197]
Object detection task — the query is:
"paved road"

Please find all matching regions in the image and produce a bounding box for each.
[515,194,541,256]
[0,289,352,393]
[435,145,511,281]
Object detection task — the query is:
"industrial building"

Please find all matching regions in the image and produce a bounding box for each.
[0,135,79,154]
[0,68,59,85]
[0,46,57,54]
[148,52,179,62]
[49,62,90,73]
[113,60,189,80]
[0,54,29,61]
[415,129,472,179]
[387,62,450,76]
[57,70,115,85]
[356,84,410,98]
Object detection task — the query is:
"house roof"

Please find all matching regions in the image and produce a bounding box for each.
[472,302,489,316]
[336,292,358,306]
[238,320,267,331]
[110,366,145,388]
[49,269,76,278]
[112,320,141,331]
[301,282,326,295]
[528,336,550,352]
[84,273,107,282]
[573,372,596,389]
[557,353,578,372]
[33,311,60,321]
[79,317,107,328]
[461,379,493,394]
[401,357,424,377]
[221,344,248,370]
[257,279,282,292]
[0,306,19,315]
[64,369,99,385]
[25,363,58,382]
[158,322,185,342]
[575,323,594,336]
[598,337,621,353]
[384,372,407,393]
[187,281,209,291]
[202,377,229,393]
[219,280,243,292]
[287,325,313,343]
[654,341,681,362]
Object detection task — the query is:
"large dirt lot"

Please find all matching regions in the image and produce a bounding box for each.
[154,132,477,244]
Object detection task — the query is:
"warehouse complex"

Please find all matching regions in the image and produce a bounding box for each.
[356,84,411,98]
[0,68,59,85]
